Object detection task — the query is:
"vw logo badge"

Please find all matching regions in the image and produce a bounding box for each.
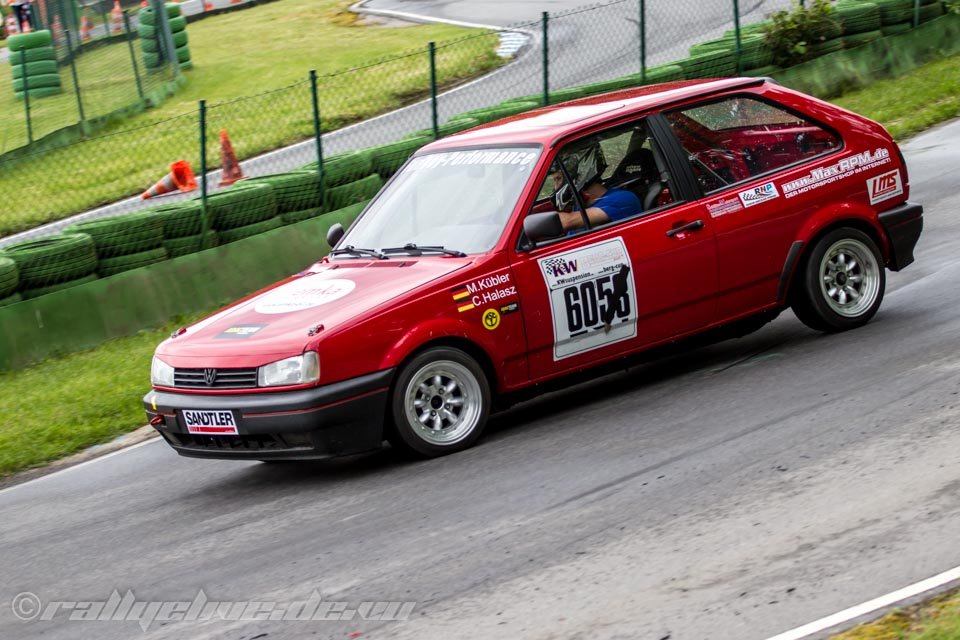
[204,368,217,386]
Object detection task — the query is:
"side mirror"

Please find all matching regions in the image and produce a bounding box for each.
[523,212,564,244]
[326,223,344,249]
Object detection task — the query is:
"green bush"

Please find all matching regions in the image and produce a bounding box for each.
[764,0,842,67]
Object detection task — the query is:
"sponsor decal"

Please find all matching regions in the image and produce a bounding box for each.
[782,147,892,199]
[738,181,779,208]
[706,197,744,218]
[216,324,267,339]
[182,409,238,435]
[538,238,637,360]
[500,302,520,316]
[254,277,355,315]
[453,271,517,313]
[408,150,537,171]
[482,309,501,331]
[867,169,903,205]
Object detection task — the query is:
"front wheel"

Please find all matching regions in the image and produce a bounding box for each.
[389,347,491,458]
[792,227,885,332]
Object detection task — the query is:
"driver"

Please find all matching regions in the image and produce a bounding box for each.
[554,142,643,232]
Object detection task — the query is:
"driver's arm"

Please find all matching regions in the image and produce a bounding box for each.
[559,207,610,231]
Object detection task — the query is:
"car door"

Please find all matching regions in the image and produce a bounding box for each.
[510,116,720,381]
[660,93,843,318]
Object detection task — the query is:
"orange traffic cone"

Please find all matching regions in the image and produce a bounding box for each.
[218,129,245,187]
[204,1,214,10]
[51,15,65,48]
[110,0,123,35]
[142,161,198,199]
[5,14,19,37]
[20,18,32,33]
[80,13,94,42]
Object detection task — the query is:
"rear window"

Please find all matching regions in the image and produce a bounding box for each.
[665,95,841,193]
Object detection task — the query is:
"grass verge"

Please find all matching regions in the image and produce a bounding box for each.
[0,0,501,236]
[833,52,960,140]
[0,314,201,478]
[832,587,960,639]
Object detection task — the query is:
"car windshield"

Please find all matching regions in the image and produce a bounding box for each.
[338,146,541,255]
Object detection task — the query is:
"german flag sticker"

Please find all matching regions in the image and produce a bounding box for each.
[452,286,474,312]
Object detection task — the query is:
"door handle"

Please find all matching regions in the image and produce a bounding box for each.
[666,219,705,238]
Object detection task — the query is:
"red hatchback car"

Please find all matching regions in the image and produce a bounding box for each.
[144,78,922,460]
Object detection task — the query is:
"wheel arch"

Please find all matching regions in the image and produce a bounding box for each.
[386,335,499,397]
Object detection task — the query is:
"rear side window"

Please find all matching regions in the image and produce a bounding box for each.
[664,95,841,194]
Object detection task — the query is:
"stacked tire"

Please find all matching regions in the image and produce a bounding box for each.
[203,182,281,245]
[835,1,883,47]
[238,172,323,225]
[0,257,21,308]
[139,3,192,73]
[66,211,169,277]
[7,30,62,100]
[690,33,774,71]
[149,200,219,257]
[677,48,737,79]
[0,234,98,299]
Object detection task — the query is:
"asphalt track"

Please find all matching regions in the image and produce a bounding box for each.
[2,102,960,639]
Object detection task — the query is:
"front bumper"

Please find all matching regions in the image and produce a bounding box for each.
[879,201,923,271]
[143,369,394,460]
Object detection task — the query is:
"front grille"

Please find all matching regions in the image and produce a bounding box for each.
[173,367,258,389]
[165,431,314,452]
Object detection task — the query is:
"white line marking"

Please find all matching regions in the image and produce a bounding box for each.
[0,437,161,498]
[764,565,960,640]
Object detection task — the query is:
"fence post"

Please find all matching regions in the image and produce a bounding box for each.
[20,49,33,145]
[98,0,109,38]
[123,12,145,102]
[732,0,742,76]
[61,10,87,127]
[639,0,646,83]
[153,0,180,77]
[913,0,920,27]
[309,69,324,203]
[428,42,439,139]
[198,100,210,238]
[541,11,549,106]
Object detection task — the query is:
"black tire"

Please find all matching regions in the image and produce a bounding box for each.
[98,247,169,277]
[8,45,56,63]
[11,59,58,79]
[8,31,53,52]
[388,347,491,458]
[791,227,885,333]
[218,216,283,244]
[23,274,99,299]
[13,73,62,92]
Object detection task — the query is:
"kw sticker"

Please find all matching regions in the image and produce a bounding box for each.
[482,309,501,331]
[782,147,892,199]
[738,181,779,208]
[216,324,267,339]
[867,169,903,205]
[538,237,637,360]
[452,271,517,313]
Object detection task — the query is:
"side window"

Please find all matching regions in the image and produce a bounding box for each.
[664,95,841,194]
[529,118,677,237]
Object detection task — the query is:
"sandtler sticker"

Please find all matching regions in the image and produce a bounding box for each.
[254,277,355,315]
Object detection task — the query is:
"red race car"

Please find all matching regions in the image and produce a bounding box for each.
[144,78,923,461]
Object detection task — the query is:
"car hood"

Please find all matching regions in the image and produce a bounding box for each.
[157,258,472,362]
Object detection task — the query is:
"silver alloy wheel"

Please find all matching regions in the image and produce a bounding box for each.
[819,238,880,317]
[403,360,483,445]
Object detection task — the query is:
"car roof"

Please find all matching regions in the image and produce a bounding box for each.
[424,77,768,151]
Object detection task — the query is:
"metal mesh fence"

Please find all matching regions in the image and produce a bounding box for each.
[0,0,940,306]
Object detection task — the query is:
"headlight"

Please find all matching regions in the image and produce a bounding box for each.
[151,356,175,387]
[258,352,320,388]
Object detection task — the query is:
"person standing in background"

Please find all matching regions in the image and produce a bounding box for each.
[9,0,32,31]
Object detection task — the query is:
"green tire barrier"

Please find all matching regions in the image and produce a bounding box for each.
[845,29,884,47]
[368,137,430,178]
[167,16,187,32]
[0,293,23,308]
[239,172,322,214]
[436,117,480,136]
[11,60,58,79]
[138,23,157,39]
[809,38,846,56]
[142,51,161,68]
[643,64,686,82]
[280,207,325,225]
[138,3,182,25]
[881,22,914,35]
[578,77,643,95]
[677,50,736,79]
[548,86,588,103]
[164,230,219,258]
[745,65,783,77]
[218,217,284,245]
[835,2,883,34]
[326,174,384,211]
[23,274,99,300]
[173,30,189,47]
[204,182,278,230]
[141,38,160,54]
[180,61,194,71]
[456,100,540,124]
[9,46,56,64]
[66,211,166,258]
[920,3,944,21]
[13,73,62,92]
[14,86,63,100]
[148,200,205,238]
[8,30,53,52]
[176,45,191,64]
[0,257,19,298]
[302,150,375,187]
[2,234,97,289]
[98,247,169,278]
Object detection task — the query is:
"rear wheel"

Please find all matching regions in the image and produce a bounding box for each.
[389,347,490,457]
[792,227,885,332]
